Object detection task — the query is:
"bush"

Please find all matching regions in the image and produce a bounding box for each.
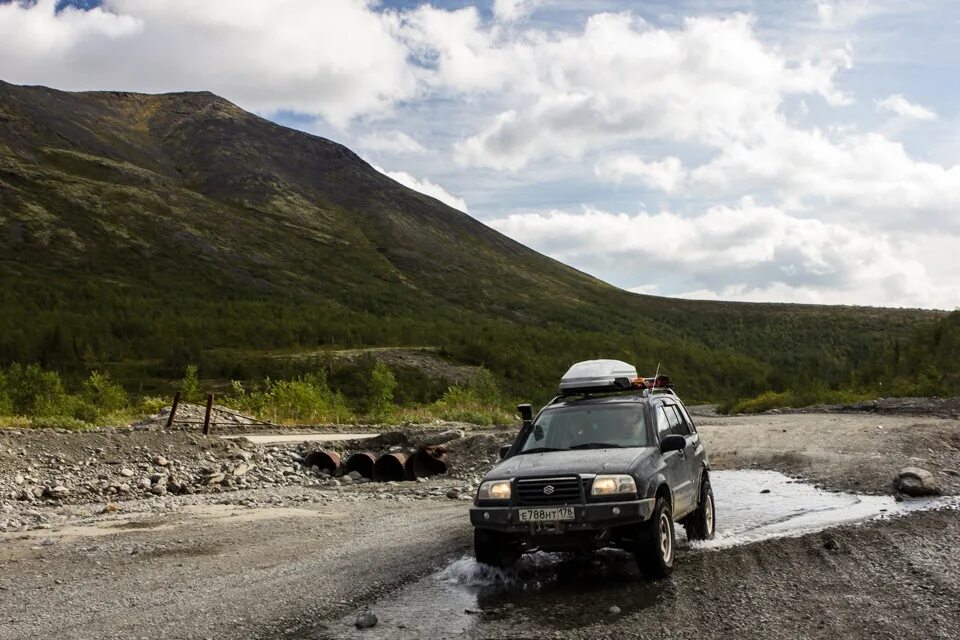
[80,371,128,415]
[432,368,512,425]
[178,364,201,403]
[224,372,354,424]
[3,363,72,417]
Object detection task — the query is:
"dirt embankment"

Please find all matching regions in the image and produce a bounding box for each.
[698,413,960,495]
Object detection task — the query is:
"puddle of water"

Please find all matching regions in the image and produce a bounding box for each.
[696,469,946,549]
[320,469,952,639]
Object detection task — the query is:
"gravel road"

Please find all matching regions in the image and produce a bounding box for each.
[1,409,958,639]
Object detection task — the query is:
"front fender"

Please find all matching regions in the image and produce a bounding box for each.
[641,472,669,500]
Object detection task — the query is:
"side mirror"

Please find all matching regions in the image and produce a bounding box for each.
[660,434,686,453]
[499,445,511,460]
[517,403,533,427]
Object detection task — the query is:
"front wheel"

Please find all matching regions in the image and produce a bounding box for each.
[636,497,675,578]
[684,478,716,541]
[474,528,520,569]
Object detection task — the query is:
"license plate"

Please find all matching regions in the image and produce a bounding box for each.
[518,507,576,523]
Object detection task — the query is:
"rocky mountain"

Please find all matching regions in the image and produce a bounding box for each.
[0,80,936,400]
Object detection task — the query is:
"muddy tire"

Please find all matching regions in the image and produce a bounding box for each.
[636,497,675,579]
[684,478,716,541]
[474,528,520,569]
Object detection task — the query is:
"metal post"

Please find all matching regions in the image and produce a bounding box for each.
[202,393,214,435]
[165,391,181,429]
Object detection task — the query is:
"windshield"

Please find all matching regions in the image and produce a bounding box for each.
[518,404,651,453]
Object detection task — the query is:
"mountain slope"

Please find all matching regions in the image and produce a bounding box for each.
[0,80,937,400]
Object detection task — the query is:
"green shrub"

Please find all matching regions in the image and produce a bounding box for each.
[4,363,72,417]
[224,372,354,424]
[178,364,201,403]
[80,371,128,415]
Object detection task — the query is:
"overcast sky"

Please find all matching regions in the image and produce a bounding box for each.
[2,0,959,309]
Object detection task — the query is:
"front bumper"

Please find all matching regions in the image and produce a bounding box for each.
[470,498,656,534]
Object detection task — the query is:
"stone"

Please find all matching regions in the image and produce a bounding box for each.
[608,605,622,615]
[203,473,226,486]
[150,484,167,496]
[13,475,24,485]
[943,468,960,478]
[340,476,353,485]
[120,468,134,477]
[50,486,70,498]
[446,489,460,499]
[347,471,363,481]
[153,456,169,467]
[893,467,941,497]
[355,612,378,629]
[232,463,252,477]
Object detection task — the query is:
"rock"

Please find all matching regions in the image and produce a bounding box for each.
[943,468,960,478]
[340,476,353,485]
[347,471,363,481]
[120,468,134,478]
[202,473,226,486]
[153,456,169,467]
[355,612,378,629]
[893,467,941,497]
[49,486,70,498]
[13,474,24,485]
[232,463,252,477]
[760,489,771,494]
[608,605,622,615]
[150,484,167,496]
[446,489,460,499]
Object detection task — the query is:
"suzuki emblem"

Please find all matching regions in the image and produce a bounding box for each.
[543,485,555,495]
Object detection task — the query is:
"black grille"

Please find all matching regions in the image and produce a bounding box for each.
[515,477,582,505]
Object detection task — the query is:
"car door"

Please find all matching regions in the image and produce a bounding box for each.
[663,402,697,516]
[654,404,689,516]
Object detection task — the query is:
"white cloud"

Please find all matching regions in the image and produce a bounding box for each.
[358,131,427,154]
[595,155,686,192]
[0,0,417,127]
[492,0,540,23]
[436,13,850,170]
[689,118,960,229]
[0,0,142,56]
[373,165,469,212]
[487,201,960,308]
[876,94,937,120]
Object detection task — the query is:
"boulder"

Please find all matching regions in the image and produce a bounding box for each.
[893,467,941,496]
[355,612,378,629]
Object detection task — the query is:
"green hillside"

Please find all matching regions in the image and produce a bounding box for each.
[0,80,940,405]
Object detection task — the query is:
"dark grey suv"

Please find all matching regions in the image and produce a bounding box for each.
[470,360,715,578]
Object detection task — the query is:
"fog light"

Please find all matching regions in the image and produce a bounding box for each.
[612,507,621,515]
[483,512,490,520]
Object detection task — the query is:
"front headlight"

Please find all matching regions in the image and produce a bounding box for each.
[591,474,637,496]
[477,479,512,501]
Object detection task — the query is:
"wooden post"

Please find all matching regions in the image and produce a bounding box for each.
[202,393,214,435]
[165,391,181,429]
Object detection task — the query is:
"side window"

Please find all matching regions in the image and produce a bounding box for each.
[655,406,671,440]
[675,402,696,433]
[665,405,691,436]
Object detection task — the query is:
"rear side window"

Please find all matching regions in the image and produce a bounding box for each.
[664,405,691,436]
[675,402,696,433]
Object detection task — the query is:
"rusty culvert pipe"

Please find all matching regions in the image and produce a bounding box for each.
[304,450,341,475]
[374,452,408,482]
[344,452,377,479]
[405,446,449,480]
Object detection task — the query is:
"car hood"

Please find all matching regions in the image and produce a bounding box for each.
[484,447,657,480]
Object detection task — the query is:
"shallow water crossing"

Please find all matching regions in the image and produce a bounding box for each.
[323,470,950,639]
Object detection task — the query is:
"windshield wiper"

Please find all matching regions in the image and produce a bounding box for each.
[518,447,564,455]
[568,442,626,449]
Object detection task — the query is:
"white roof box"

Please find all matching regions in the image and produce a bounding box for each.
[559,359,638,394]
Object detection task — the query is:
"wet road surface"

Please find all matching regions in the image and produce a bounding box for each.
[318,470,951,639]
